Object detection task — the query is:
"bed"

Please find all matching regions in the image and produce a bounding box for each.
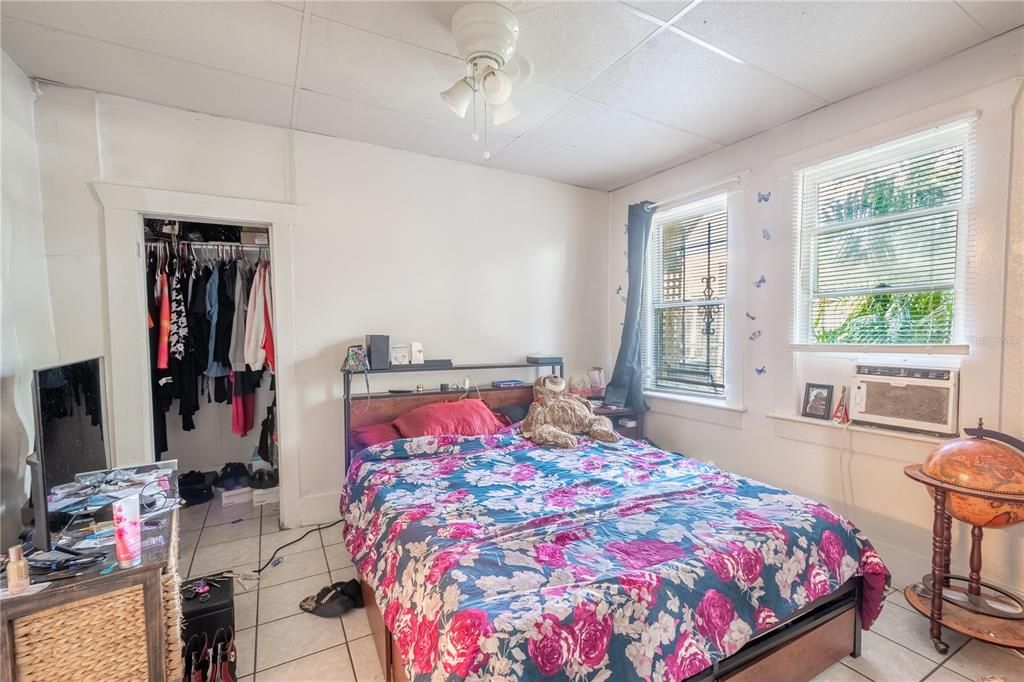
[340,386,889,681]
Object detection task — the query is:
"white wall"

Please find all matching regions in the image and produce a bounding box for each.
[0,52,58,548]
[29,87,609,525]
[607,30,1024,591]
[1003,85,1024,440]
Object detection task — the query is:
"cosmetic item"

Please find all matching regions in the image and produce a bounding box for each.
[5,546,30,595]
[113,494,142,569]
[440,383,449,392]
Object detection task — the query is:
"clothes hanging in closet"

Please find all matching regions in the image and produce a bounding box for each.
[144,239,276,448]
[147,250,170,455]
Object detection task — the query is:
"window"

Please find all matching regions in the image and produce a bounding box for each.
[642,194,727,396]
[794,119,973,346]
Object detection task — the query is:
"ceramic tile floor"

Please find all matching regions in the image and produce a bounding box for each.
[811,587,1023,682]
[178,498,381,682]
[181,500,1022,681]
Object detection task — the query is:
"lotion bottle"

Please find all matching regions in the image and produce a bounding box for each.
[6,545,30,595]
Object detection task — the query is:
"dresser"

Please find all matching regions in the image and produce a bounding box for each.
[1,510,183,681]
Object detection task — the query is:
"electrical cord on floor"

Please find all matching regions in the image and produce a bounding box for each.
[255,519,343,574]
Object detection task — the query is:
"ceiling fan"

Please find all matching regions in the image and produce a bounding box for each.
[439,3,521,159]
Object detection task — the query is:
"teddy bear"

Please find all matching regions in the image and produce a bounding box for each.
[521,374,619,449]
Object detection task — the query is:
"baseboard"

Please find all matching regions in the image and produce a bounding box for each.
[294,490,342,528]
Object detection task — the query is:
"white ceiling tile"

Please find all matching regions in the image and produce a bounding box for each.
[1,1,302,85]
[506,1,659,91]
[302,17,469,127]
[622,1,694,21]
[310,1,461,56]
[489,138,644,190]
[487,80,574,138]
[526,96,719,174]
[1,19,293,127]
[295,88,514,165]
[675,1,983,101]
[955,0,1024,35]
[583,32,825,144]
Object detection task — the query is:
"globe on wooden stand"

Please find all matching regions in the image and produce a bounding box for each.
[903,419,1024,654]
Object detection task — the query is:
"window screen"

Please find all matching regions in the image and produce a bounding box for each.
[794,119,973,345]
[642,194,727,395]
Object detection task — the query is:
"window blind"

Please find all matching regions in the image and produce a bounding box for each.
[794,119,974,345]
[642,194,727,395]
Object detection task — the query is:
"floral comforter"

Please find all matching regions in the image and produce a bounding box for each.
[341,431,889,681]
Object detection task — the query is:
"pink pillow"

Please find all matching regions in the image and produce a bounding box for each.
[394,399,504,438]
[352,421,401,449]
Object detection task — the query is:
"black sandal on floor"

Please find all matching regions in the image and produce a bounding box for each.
[299,579,363,618]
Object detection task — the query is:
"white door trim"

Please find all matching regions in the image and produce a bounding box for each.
[93,183,303,527]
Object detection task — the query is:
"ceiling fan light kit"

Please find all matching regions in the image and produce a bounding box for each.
[440,78,474,119]
[440,2,522,159]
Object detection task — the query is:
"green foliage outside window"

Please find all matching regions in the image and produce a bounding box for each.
[813,152,958,344]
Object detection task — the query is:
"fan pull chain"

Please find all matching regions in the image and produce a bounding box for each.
[483,102,491,160]
[471,75,480,143]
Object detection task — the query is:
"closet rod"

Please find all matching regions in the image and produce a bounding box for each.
[145,239,268,251]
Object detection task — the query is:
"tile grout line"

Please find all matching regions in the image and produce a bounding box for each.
[345,638,359,682]
[875,588,975,681]
[254,641,347,676]
[252,506,263,679]
[181,502,212,579]
[837,661,873,681]
[919,638,973,681]
[869,627,944,662]
[254,643,356,679]
[878,589,975,672]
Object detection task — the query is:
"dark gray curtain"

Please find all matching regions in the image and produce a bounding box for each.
[605,201,654,411]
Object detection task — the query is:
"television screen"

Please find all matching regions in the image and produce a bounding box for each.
[33,358,109,487]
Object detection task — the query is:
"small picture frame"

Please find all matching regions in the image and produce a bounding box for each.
[802,383,834,420]
[390,344,410,366]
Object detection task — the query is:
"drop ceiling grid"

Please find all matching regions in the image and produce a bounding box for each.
[2,0,1021,191]
[0,0,304,85]
[671,0,991,102]
[0,16,296,128]
[287,1,719,173]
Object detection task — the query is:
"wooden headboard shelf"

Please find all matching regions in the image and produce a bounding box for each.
[342,362,561,470]
[348,385,535,431]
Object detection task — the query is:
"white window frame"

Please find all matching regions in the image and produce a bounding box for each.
[792,118,974,350]
[642,193,729,398]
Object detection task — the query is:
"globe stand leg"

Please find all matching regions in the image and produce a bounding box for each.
[942,514,952,588]
[968,526,983,597]
[929,490,948,653]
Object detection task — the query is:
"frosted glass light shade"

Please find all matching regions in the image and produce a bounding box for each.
[440,79,474,118]
[479,68,513,106]
[492,100,519,126]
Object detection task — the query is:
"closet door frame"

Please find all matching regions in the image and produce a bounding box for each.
[93,183,303,527]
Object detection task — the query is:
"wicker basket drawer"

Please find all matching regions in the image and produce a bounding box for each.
[12,585,148,681]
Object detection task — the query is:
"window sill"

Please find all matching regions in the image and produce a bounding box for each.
[790,343,970,355]
[645,391,746,412]
[766,411,946,462]
[645,391,747,429]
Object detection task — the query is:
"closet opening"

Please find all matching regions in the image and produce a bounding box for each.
[142,215,279,511]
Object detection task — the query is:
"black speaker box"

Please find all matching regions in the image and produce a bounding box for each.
[182,578,235,674]
[365,334,390,370]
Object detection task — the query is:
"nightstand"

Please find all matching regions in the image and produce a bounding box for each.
[593,405,644,440]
